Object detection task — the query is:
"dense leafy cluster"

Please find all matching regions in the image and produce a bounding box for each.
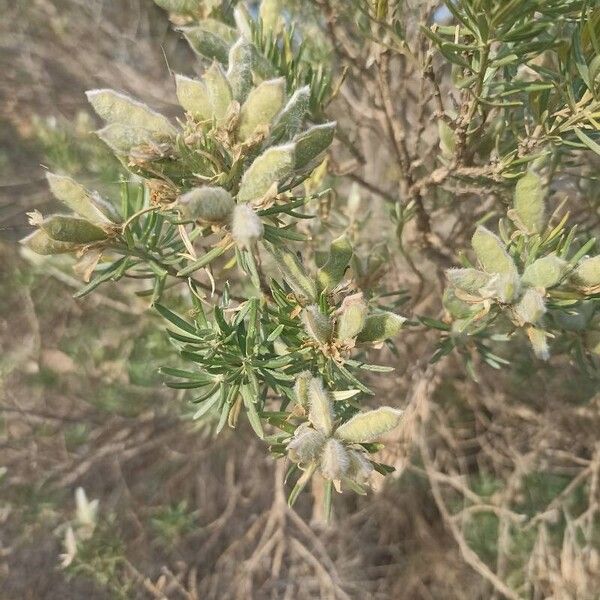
[19,0,600,518]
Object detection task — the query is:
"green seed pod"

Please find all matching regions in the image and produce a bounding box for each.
[178,187,235,223]
[443,288,479,318]
[270,86,310,143]
[472,226,518,277]
[571,256,600,290]
[272,248,318,302]
[294,122,336,169]
[514,172,545,234]
[180,20,237,64]
[237,144,295,203]
[308,376,334,435]
[526,326,550,360]
[317,234,353,292]
[481,271,521,304]
[41,215,108,244]
[293,371,312,408]
[446,268,490,295]
[302,305,333,346]
[46,173,111,225]
[226,38,254,103]
[347,450,374,486]
[20,229,80,255]
[96,123,155,155]
[288,426,326,465]
[356,311,406,343]
[336,297,368,341]
[320,438,350,481]
[514,287,546,325]
[521,255,566,289]
[237,78,286,142]
[86,89,176,138]
[230,203,263,248]
[175,74,211,121]
[204,62,233,121]
[335,407,403,443]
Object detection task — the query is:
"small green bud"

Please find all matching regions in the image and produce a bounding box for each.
[294,122,336,169]
[237,78,286,142]
[472,226,517,277]
[514,287,546,325]
[41,215,108,244]
[293,371,312,408]
[521,255,566,289]
[237,144,295,203]
[335,407,403,444]
[175,74,211,121]
[514,172,545,233]
[178,187,235,223]
[308,377,334,435]
[181,20,236,64]
[336,296,368,341]
[230,204,264,248]
[356,311,406,343]
[571,256,600,291]
[320,438,349,481]
[301,305,333,345]
[86,89,176,138]
[317,234,353,292]
[20,229,80,255]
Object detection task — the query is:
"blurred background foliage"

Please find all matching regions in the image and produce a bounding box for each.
[1,1,599,599]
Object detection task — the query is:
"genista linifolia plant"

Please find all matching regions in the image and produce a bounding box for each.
[20,0,600,521]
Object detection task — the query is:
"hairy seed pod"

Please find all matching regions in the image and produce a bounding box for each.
[446,268,490,295]
[320,438,350,481]
[20,229,80,255]
[293,371,312,408]
[287,426,326,465]
[178,187,235,224]
[572,256,600,290]
[272,248,317,302]
[514,287,546,325]
[513,172,545,234]
[237,78,286,141]
[347,450,374,486]
[175,74,211,121]
[336,297,368,341]
[41,215,108,244]
[521,255,566,289]
[294,122,336,169]
[230,204,263,248]
[472,226,518,277]
[335,407,403,443]
[308,376,334,435]
[301,305,333,345]
[356,311,406,343]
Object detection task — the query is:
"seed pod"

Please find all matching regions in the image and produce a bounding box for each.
[175,74,211,121]
[526,326,550,360]
[237,143,295,203]
[514,287,546,325]
[301,305,333,345]
[308,376,334,435]
[336,297,368,341]
[347,450,374,486]
[482,270,521,304]
[86,89,176,138]
[178,187,235,223]
[226,38,254,103]
[20,229,80,255]
[443,288,478,318]
[272,248,317,302]
[46,173,111,225]
[293,371,312,408]
[571,256,600,290]
[270,86,310,143]
[230,203,263,248]
[521,255,566,289]
[514,172,545,234]
[41,215,108,244]
[446,268,490,295]
[472,226,518,277]
[237,78,286,142]
[335,407,403,443]
[204,62,233,121]
[317,234,353,292]
[181,20,237,64]
[97,123,155,155]
[294,122,336,169]
[287,426,326,464]
[356,311,406,343]
[320,438,350,481]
